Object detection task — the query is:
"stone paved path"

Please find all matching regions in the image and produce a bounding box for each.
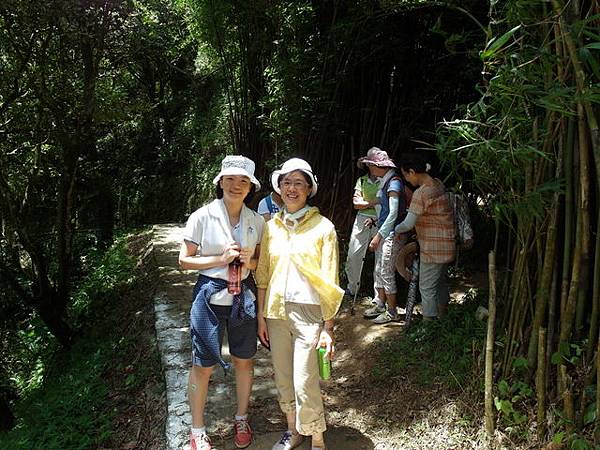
[152,224,378,450]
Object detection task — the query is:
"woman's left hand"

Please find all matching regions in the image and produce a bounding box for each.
[316,327,335,360]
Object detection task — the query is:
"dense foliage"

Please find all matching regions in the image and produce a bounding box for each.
[5,0,598,447]
[437,0,600,445]
[0,0,213,433]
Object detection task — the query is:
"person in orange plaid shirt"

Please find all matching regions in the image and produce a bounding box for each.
[394,156,456,320]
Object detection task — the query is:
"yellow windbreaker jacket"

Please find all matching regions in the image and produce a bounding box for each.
[255,207,344,321]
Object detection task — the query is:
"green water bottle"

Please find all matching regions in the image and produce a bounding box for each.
[317,347,331,380]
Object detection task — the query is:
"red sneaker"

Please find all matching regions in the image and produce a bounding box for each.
[190,432,212,450]
[234,418,253,448]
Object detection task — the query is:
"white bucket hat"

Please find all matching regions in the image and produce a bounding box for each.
[271,158,318,198]
[212,155,261,189]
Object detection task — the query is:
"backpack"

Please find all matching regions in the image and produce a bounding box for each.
[382,175,412,225]
[265,194,279,214]
[446,190,474,250]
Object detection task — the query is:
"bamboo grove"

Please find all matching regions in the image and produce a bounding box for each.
[437,0,600,442]
[2,0,599,445]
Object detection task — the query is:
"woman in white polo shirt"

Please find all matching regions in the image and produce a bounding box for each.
[179,155,265,450]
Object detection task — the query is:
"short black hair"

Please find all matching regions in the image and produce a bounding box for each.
[399,154,428,174]
[277,171,313,188]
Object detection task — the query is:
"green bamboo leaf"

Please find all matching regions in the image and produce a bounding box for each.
[551,352,562,365]
[584,42,600,50]
[498,379,510,396]
[512,357,528,371]
[583,30,600,42]
[559,341,571,357]
[552,432,565,444]
[513,411,527,424]
[578,13,600,25]
[583,402,597,425]
[481,25,521,60]
[579,47,600,81]
[494,396,502,410]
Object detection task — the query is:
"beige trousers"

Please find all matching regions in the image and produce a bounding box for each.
[267,302,326,435]
[344,213,378,294]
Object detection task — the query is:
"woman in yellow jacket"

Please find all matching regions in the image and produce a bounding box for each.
[256,158,344,450]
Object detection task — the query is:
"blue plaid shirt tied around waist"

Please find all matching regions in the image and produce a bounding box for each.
[190,274,257,370]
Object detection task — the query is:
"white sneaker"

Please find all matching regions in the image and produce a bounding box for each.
[190,432,212,450]
[372,310,399,324]
[272,431,304,450]
[363,304,385,318]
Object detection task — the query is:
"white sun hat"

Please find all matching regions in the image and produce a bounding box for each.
[271,158,318,198]
[212,155,261,189]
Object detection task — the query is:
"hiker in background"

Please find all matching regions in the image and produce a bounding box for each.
[257,191,283,221]
[394,156,456,320]
[255,158,344,450]
[344,160,380,299]
[179,155,265,450]
[361,147,410,324]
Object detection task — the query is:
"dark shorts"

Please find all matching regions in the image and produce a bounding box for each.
[192,304,258,367]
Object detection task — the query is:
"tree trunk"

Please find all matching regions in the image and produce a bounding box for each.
[0,395,15,432]
[35,288,74,348]
[55,151,78,314]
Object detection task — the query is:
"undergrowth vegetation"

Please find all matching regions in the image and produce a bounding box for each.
[372,290,486,391]
[0,231,164,449]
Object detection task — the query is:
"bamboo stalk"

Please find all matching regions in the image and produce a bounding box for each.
[551,0,600,183]
[502,219,537,375]
[499,224,514,304]
[573,100,592,338]
[536,328,547,442]
[560,118,576,316]
[546,264,559,395]
[527,118,563,368]
[559,207,583,344]
[485,251,497,438]
[595,331,600,443]
[587,207,600,359]
[504,256,531,377]
[560,364,575,433]
[502,247,525,374]
[515,262,533,358]
[527,205,558,369]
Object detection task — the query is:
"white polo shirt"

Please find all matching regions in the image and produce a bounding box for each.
[183,199,265,305]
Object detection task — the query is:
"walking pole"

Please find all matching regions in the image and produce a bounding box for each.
[350,254,367,316]
[404,256,419,327]
[396,240,419,327]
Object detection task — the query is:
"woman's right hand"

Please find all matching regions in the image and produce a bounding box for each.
[257,315,269,348]
[368,233,381,252]
[221,241,241,265]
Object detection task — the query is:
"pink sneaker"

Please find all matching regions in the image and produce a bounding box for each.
[190,432,212,450]
[234,418,253,448]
